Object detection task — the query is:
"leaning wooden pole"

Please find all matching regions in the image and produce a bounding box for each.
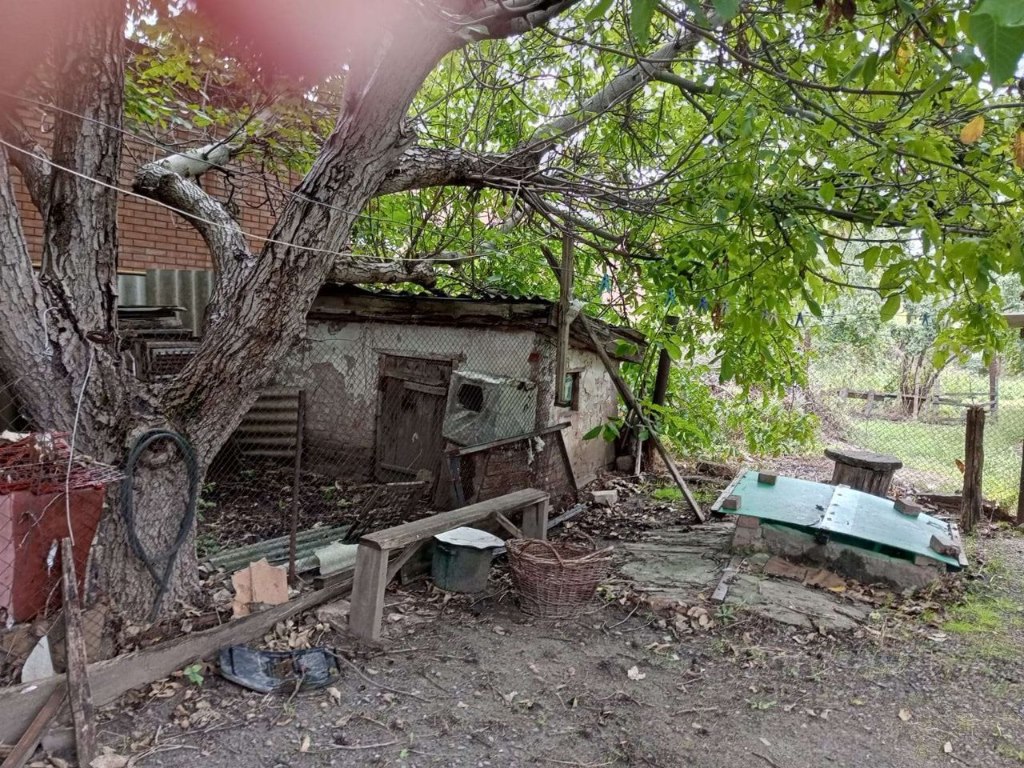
[60,538,96,768]
[960,406,985,534]
[577,313,705,521]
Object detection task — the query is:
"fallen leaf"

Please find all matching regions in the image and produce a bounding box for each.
[627,665,646,681]
[299,734,311,753]
[943,742,953,754]
[90,755,129,768]
[327,687,342,704]
[898,708,912,722]
[960,115,984,144]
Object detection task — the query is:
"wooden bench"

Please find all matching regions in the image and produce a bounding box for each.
[348,488,550,640]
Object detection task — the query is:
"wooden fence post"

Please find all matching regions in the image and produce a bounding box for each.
[960,406,985,533]
[1017,439,1024,526]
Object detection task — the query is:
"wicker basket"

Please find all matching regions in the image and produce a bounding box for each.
[507,536,613,618]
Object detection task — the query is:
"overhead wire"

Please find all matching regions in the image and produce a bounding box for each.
[0,136,476,265]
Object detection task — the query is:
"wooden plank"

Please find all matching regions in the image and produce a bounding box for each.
[0,578,353,746]
[554,430,579,492]
[404,381,447,396]
[445,423,571,458]
[521,499,549,540]
[710,556,742,604]
[709,469,748,513]
[60,539,95,767]
[492,512,523,539]
[360,489,549,551]
[349,547,389,642]
[554,233,574,407]
[0,685,66,768]
[576,313,704,521]
[960,406,985,533]
[386,541,427,582]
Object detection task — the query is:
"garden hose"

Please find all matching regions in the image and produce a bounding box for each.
[121,429,199,621]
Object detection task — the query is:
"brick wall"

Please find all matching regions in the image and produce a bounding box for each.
[9,104,296,273]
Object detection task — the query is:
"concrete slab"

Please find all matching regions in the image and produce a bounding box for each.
[617,523,872,633]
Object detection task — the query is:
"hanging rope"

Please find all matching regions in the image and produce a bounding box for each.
[120,429,199,621]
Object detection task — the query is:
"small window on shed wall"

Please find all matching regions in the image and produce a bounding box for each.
[558,371,581,410]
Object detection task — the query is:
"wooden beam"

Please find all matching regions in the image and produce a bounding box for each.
[445,424,570,457]
[554,233,575,407]
[60,539,95,768]
[360,489,549,551]
[576,313,705,521]
[349,547,390,642]
[554,429,579,492]
[0,579,353,746]
[0,685,66,768]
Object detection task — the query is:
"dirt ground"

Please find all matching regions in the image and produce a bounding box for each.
[90,520,1024,768]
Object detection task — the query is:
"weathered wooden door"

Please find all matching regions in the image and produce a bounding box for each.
[375,355,452,486]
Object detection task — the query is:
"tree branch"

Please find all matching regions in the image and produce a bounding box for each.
[132,162,253,272]
[0,107,52,215]
[377,30,705,197]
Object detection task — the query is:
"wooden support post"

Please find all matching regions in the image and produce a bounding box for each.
[349,546,389,642]
[521,499,549,540]
[961,406,985,534]
[289,390,306,583]
[554,233,575,407]
[577,313,705,521]
[554,430,579,492]
[0,685,66,768]
[1018,439,1024,526]
[645,315,678,469]
[60,539,95,768]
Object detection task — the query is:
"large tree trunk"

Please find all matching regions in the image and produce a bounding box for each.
[1,0,583,622]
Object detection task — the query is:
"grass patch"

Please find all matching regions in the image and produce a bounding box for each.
[846,414,1022,504]
[943,596,1017,635]
[651,486,683,501]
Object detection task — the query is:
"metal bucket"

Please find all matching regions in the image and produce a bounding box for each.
[432,540,495,593]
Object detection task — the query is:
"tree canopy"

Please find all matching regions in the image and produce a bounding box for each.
[125,0,1024,394]
[2,0,1024,616]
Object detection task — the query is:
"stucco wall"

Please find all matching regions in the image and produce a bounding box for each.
[535,337,619,485]
[278,319,541,479]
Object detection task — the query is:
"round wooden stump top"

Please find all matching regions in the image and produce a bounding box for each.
[824,447,903,471]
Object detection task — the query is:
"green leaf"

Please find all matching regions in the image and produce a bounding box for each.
[880,294,901,322]
[583,425,604,440]
[586,0,615,23]
[967,0,1024,84]
[629,0,657,46]
[712,0,741,21]
[862,52,879,89]
[819,181,835,206]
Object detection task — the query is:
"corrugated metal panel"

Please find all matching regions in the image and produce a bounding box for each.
[145,269,214,337]
[118,269,214,338]
[234,388,300,461]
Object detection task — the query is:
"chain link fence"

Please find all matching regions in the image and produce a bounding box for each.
[806,344,1024,508]
[202,312,581,565]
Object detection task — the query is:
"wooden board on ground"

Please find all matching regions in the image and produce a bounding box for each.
[0,685,66,768]
[0,577,353,746]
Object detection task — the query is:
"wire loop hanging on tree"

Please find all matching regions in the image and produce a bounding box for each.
[120,429,199,621]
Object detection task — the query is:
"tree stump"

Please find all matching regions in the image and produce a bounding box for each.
[824,448,903,498]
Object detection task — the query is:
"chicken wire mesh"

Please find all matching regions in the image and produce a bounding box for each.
[202,319,581,559]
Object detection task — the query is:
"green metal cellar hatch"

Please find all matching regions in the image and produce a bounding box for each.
[710,470,964,569]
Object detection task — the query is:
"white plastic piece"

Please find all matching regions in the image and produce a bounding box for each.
[433,526,505,550]
[22,636,55,682]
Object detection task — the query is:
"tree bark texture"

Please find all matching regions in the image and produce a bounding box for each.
[0,0,663,620]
